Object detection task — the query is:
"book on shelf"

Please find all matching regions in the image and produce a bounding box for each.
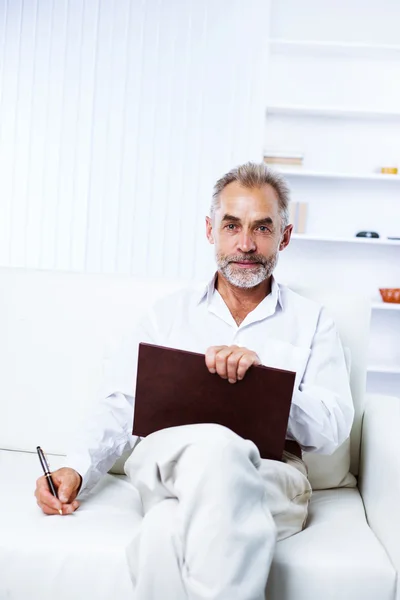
[264,152,304,167]
[289,202,308,234]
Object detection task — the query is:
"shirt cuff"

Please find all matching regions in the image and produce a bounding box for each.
[62,452,95,497]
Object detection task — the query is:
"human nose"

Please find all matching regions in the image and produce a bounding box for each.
[237,230,256,253]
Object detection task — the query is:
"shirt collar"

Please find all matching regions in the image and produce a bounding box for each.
[197,272,283,312]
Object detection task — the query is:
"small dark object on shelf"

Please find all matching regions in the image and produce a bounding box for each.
[356,231,380,239]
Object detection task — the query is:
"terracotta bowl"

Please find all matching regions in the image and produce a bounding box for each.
[379,288,400,303]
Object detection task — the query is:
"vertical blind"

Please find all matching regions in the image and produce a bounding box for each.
[0,0,270,280]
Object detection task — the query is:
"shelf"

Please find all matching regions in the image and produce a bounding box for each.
[266,104,400,120]
[291,234,400,246]
[269,39,400,59]
[367,365,400,374]
[271,167,400,182]
[371,302,400,311]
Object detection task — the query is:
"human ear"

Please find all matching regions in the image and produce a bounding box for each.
[206,216,214,244]
[279,225,293,251]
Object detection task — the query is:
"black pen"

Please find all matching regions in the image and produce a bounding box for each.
[36,446,62,515]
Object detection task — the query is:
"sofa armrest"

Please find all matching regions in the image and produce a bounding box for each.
[359,394,400,574]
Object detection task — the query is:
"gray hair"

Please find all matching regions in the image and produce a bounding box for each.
[210,162,290,230]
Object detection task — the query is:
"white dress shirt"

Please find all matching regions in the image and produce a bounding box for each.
[65,276,354,495]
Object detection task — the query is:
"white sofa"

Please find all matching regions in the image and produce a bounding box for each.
[0,267,399,600]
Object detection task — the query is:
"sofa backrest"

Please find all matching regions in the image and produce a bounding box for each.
[0,268,369,481]
[0,268,186,454]
[287,285,370,480]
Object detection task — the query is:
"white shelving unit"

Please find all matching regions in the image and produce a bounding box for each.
[267,0,400,397]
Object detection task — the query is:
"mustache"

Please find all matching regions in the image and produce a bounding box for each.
[225,254,267,265]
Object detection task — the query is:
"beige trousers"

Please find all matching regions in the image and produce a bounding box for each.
[124,424,311,600]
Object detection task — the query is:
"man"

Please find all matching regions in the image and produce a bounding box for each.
[35,162,353,600]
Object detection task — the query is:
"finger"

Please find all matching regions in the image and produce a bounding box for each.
[237,353,261,381]
[205,346,226,373]
[36,491,63,515]
[61,499,80,515]
[215,346,238,379]
[36,472,62,499]
[58,484,76,504]
[54,472,78,503]
[226,350,246,383]
[36,474,51,492]
[37,500,62,516]
[35,483,62,513]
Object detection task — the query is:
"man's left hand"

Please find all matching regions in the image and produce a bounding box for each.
[205,345,261,384]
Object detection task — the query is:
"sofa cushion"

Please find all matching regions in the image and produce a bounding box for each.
[1,450,396,600]
[287,286,370,486]
[0,450,139,600]
[267,488,396,600]
[303,438,357,490]
[300,344,356,490]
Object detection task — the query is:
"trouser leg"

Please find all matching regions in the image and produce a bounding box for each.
[126,498,188,600]
[259,452,312,541]
[125,424,277,600]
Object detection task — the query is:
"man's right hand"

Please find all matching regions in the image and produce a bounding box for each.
[35,467,82,515]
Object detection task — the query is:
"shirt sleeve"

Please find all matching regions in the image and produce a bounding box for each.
[286,307,354,455]
[64,314,158,496]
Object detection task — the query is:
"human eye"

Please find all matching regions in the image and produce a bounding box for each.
[225,223,237,231]
[256,225,270,233]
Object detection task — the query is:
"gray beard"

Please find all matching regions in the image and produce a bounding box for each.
[216,251,279,289]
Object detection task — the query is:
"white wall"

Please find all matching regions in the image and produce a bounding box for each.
[0,0,271,280]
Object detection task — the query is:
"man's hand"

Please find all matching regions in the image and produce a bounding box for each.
[205,345,261,384]
[35,467,82,515]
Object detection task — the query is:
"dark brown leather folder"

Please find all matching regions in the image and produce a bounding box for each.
[133,342,296,461]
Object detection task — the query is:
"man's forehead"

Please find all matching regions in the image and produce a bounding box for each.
[217,184,280,216]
